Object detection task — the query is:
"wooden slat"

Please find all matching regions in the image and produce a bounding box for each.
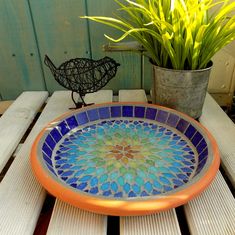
[184,171,235,235]
[142,55,153,92]
[120,211,181,235]
[183,94,235,235]
[200,94,235,186]
[0,91,48,172]
[47,90,113,235]
[0,91,75,235]
[119,90,181,235]
[47,200,107,235]
[84,90,113,104]
[118,89,148,102]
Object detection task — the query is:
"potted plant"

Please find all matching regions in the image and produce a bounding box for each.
[82,0,235,118]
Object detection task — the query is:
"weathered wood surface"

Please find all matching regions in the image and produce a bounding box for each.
[185,171,235,235]
[118,89,148,102]
[47,201,107,235]
[182,94,235,235]
[0,91,74,234]
[0,91,48,172]
[120,212,181,235]
[200,94,235,186]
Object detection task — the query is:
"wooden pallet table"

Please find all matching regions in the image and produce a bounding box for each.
[0,90,234,235]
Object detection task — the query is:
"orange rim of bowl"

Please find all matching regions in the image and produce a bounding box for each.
[30,102,220,216]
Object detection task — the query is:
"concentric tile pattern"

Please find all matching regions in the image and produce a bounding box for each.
[41,105,208,199]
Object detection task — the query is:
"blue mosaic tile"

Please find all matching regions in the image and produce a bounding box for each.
[114,192,123,198]
[156,110,168,123]
[122,106,133,117]
[134,106,145,118]
[98,107,110,119]
[196,158,207,175]
[66,116,78,129]
[90,187,98,194]
[167,113,179,127]
[191,132,203,146]
[67,177,78,184]
[128,191,137,197]
[198,148,208,162]
[185,125,196,139]
[77,182,87,190]
[50,128,62,143]
[45,135,56,150]
[111,106,121,117]
[141,191,149,197]
[196,139,207,154]
[58,121,70,136]
[176,119,189,133]
[43,152,53,165]
[42,143,52,157]
[177,174,188,180]
[172,179,184,187]
[76,112,89,125]
[146,108,157,120]
[45,162,56,175]
[87,109,99,122]
[103,190,112,196]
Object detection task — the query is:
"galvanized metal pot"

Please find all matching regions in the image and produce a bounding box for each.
[152,62,213,119]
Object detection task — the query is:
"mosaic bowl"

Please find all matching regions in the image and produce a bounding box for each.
[31,103,220,216]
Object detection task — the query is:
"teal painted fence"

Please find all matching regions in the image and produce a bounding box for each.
[0,0,152,100]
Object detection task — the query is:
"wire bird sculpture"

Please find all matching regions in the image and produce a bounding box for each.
[44,55,120,108]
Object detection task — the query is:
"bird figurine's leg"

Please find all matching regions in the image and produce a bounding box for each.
[78,92,94,107]
[70,91,83,109]
[70,91,94,109]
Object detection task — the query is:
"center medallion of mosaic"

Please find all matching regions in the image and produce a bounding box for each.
[106,141,143,164]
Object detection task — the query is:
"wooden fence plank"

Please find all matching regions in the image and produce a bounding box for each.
[142,55,153,92]
[0,91,48,172]
[0,0,46,100]
[86,0,142,93]
[0,91,74,235]
[29,0,89,93]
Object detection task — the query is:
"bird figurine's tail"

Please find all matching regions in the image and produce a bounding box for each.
[44,55,57,75]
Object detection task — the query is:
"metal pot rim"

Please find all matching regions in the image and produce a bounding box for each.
[150,59,213,73]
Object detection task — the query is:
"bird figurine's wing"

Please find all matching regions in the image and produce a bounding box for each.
[58,56,120,94]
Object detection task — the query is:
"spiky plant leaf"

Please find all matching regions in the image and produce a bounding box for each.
[82,0,235,70]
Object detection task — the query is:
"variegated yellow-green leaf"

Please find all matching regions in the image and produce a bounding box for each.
[82,0,235,70]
